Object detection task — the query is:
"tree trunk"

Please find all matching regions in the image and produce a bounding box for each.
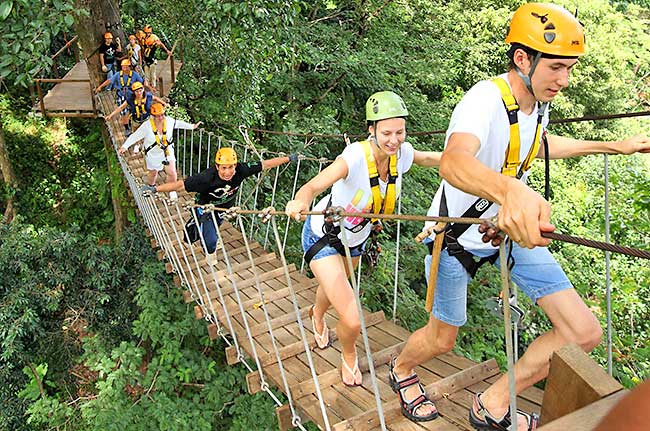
[0,121,17,223]
[100,124,126,239]
[73,0,129,240]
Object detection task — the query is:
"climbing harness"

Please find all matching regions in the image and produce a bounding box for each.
[438,77,548,277]
[145,117,174,165]
[304,140,397,264]
[134,96,147,121]
[119,71,133,92]
[363,139,398,219]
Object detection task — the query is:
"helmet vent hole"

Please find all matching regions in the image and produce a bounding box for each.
[544,23,555,30]
[544,32,556,43]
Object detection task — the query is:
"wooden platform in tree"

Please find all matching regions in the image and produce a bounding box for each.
[33,58,182,118]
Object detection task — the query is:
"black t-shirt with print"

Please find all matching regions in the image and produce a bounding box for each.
[184,162,263,207]
[99,42,119,65]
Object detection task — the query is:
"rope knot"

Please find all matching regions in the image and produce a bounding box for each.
[224,206,240,220]
[291,415,302,427]
[258,207,274,223]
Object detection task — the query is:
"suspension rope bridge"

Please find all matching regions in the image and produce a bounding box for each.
[92,79,650,429]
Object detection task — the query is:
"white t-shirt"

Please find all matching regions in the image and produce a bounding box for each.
[121,116,194,171]
[310,140,415,247]
[425,73,549,251]
[130,44,141,65]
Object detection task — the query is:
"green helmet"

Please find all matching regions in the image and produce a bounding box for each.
[365,91,409,122]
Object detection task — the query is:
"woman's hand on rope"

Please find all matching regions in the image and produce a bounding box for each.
[617,134,650,155]
[285,199,308,222]
[497,180,554,249]
[117,146,127,155]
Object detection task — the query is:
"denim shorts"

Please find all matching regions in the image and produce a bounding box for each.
[425,243,573,326]
[301,216,364,262]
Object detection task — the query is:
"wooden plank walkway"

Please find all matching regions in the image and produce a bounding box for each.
[112,132,546,430]
[34,58,182,117]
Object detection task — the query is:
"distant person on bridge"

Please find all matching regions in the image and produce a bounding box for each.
[390,3,650,428]
[285,91,442,388]
[118,103,201,199]
[106,81,166,144]
[126,34,143,75]
[141,25,171,94]
[96,59,146,135]
[145,148,297,266]
[98,32,121,80]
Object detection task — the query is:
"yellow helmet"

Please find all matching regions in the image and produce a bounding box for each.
[215,147,237,165]
[505,3,585,57]
[104,32,113,39]
[150,103,165,116]
[143,25,153,33]
[120,58,131,67]
[131,81,144,91]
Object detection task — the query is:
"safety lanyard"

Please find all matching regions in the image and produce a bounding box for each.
[149,117,169,159]
[492,77,546,179]
[362,140,398,221]
[119,71,133,90]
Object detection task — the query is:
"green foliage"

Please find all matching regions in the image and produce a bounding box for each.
[0,0,77,88]
[0,95,117,236]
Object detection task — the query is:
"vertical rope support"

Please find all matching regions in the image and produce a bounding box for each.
[301,158,326,274]
[212,216,268,384]
[206,133,212,170]
[217,135,222,151]
[282,156,302,253]
[180,128,185,177]
[339,226,387,431]
[604,154,613,375]
[189,129,194,176]
[392,195,402,323]
[232,215,300,414]
[499,240,518,431]
[200,210,242,349]
[237,147,249,208]
[249,150,264,241]
[269,216,332,431]
[263,167,281,249]
[168,203,222,333]
[197,129,203,175]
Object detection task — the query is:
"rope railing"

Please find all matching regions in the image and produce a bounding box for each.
[103,112,650,430]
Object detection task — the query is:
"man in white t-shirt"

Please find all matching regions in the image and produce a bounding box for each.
[285,91,441,392]
[390,3,650,429]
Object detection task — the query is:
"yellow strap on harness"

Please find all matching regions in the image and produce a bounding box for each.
[492,77,545,179]
[361,140,398,220]
[149,117,169,159]
[119,71,133,90]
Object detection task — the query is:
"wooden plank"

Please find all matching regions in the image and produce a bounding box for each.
[540,343,623,424]
[225,346,239,365]
[246,371,263,394]
[292,342,405,400]
[537,390,627,431]
[215,277,318,320]
[276,404,294,431]
[207,263,296,300]
[248,304,310,337]
[258,311,385,367]
[332,359,499,431]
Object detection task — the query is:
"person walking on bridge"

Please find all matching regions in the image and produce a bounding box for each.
[285,91,442,388]
[147,148,296,265]
[118,103,200,199]
[390,3,650,428]
[141,25,171,94]
[106,81,166,147]
[96,59,146,135]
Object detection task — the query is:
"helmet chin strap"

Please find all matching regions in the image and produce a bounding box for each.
[515,51,543,98]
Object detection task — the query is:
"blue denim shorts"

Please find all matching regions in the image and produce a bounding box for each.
[302,216,364,262]
[426,243,573,326]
